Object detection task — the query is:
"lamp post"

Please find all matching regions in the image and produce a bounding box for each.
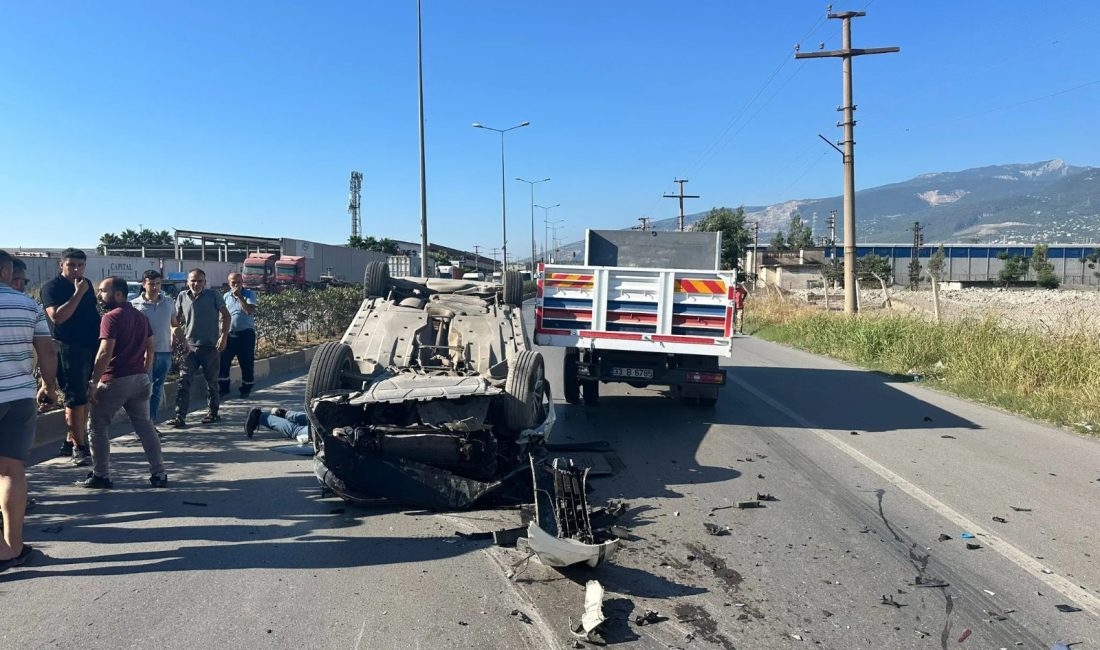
[516,177,549,273]
[549,223,566,263]
[537,204,561,264]
[472,121,529,270]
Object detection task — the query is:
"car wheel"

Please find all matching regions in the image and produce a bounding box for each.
[363,261,390,299]
[503,270,524,307]
[504,350,547,430]
[305,342,354,406]
[563,350,580,404]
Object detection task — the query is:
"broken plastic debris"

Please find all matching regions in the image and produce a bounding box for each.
[992,516,1008,523]
[1041,568,1054,574]
[738,500,765,509]
[938,533,952,542]
[525,522,619,568]
[957,628,972,642]
[1009,506,1032,512]
[983,589,996,596]
[966,542,982,550]
[960,532,975,539]
[571,580,607,644]
[755,493,777,501]
[703,523,731,536]
[1054,604,1082,613]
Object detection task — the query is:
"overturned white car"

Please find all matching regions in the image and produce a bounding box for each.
[306,263,552,510]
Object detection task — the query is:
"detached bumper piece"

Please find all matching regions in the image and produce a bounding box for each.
[523,457,620,568]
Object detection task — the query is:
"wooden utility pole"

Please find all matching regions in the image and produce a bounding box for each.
[797,11,899,314]
[663,179,699,232]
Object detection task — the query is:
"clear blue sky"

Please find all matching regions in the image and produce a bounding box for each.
[2,1,1098,253]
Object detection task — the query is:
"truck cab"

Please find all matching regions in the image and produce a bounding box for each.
[243,253,279,293]
[275,255,307,290]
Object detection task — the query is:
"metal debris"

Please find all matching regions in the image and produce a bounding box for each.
[633,610,665,626]
[738,500,765,509]
[1009,506,1032,512]
[966,542,982,550]
[755,493,777,501]
[1055,604,1082,613]
[703,523,731,536]
[938,533,952,541]
[992,516,1008,523]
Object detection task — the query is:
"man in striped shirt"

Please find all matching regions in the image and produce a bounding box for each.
[0,250,58,573]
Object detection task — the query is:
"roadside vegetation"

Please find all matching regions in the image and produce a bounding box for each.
[745,296,1100,435]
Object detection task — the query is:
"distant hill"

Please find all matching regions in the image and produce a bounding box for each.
[548,160,1100,260]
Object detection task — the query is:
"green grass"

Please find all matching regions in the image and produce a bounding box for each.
[745,298,1100,435]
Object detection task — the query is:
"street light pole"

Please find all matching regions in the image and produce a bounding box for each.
[517,176,549,273]
[537,204,561,264]
[416,0,429,277]
[473,121,530,271]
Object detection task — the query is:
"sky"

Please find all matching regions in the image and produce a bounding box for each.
[2,1,1098,255]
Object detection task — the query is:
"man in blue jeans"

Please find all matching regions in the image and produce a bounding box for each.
[218,272,257,398]
[245,407,311,445]
[132,270,179,424]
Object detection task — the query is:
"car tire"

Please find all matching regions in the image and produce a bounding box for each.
[503,270,524,307]
[504,350,547,430]
[363,261,390,299]
[563,351,580,404]
[581,379,599,406]
[305,342,354,406]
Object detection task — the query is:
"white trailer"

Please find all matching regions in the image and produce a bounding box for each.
[535,230,737,406]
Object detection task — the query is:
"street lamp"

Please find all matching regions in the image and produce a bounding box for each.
[537,204,561,264]
[516,176,550,273]
[472,121,530,270]
[548,222,566,263]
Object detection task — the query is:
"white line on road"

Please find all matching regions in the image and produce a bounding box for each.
[727,374,1100,619]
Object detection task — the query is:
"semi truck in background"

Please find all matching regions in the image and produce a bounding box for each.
[535,229,737,407]
[243,253,279,293]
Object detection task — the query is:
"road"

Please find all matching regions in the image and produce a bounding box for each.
[3,306,1098,649]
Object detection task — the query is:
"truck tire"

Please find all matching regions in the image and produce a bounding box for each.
[363,261,390,299]
[563,351,580,404]
[581,379,599,406]
[305,342,355,406]
[503,270,524,307]
[504,350,548,430]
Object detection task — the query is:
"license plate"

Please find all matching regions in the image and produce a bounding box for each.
[611,367,654,379]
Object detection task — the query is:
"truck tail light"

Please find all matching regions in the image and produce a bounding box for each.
[686,371,724,384]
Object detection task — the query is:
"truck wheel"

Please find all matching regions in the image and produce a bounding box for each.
[563,351,580,404]
[363,261,390,299]
[581,379,599,406]
[504,350,548,430]
[305,342,355,406]
[502,270,524,307]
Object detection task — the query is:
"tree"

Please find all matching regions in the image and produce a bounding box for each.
[1031,244,1060,289]
[786,214,814,250]
[996,252,1029,286]
[927,245,946,323]
[347,235,400,254]
[692,206,752,270]
[856,254,892,283]
[768,231,787,252]
[99,228,173,248]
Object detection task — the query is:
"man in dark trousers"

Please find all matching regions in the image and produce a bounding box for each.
[168,268,230,427]
[79,277,166,489]
[40,248,101,466]
[218,272,258,398]
[0,250,58,573]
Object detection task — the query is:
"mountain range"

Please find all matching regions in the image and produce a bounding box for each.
[550,160,1100,260]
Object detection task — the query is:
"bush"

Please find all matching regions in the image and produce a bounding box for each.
[254,286,362,352]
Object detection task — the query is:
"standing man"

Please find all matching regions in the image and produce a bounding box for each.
[168,268,229,428]
[40,248,101,466]
[132,270,178,423]
[0,251,57,572]
[79,277,166,489]
[733,282,748,334]
[218,272,257,399]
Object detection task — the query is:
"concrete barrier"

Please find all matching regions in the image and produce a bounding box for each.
[34,344,321,447]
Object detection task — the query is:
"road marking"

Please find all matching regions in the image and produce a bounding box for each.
[727,374,1100,619]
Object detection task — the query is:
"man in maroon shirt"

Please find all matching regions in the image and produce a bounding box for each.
[79,277,167,489]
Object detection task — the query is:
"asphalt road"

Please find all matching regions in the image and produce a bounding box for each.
[3,306,1098,649]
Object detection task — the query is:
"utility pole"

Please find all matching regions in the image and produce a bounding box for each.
[908,221,924,290]
[490,247,499,273]
[663,179,699,232]
[636,217,651,232]
[416,0,429,277]
[348,171,363,239]
[752,221,760,289]
[797,10,899,314]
